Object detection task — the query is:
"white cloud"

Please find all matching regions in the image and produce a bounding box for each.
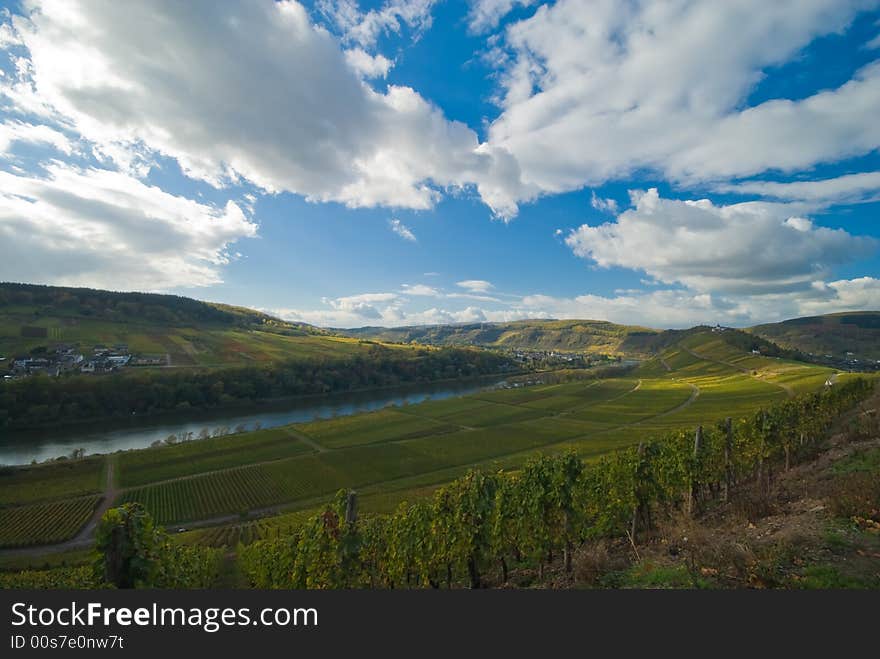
[715,171,880,204]
[456,279,494,293]
[344,48,393,78]
[0,119,72,154]
[867,32,880,49]
[388,217,417,241]
[11,1,871,220]
[467,0,536,34]
[274,265,880,329]
[400,283,440,296]
[0,163,257,290]
[275,299,541,328]
[519,277,880,328]
[485,0,880,205]
[317,0,437,48]
[590,190,618,214]
[6,0,512,213]
[0,20,21,48]
[565,188,875,295]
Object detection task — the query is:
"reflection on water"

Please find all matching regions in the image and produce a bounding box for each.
[0,379,503,465]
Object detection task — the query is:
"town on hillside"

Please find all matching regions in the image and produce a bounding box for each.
[2,343,166,381]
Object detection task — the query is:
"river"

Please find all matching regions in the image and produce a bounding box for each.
[0,378,505,466]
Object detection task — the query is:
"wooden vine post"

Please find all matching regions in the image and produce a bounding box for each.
[630,442,648,543]
[345,491,358,527]
[686,426,703,517]
[722,417,733,503]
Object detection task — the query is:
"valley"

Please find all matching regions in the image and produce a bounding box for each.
[1,327,864,560]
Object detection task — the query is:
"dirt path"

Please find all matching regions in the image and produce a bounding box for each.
[659,356,672,372]
[282,427,328,453]
[681,345,794,397]
[77,456,119,541]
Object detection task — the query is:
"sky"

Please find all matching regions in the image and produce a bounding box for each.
[1,0,879,329]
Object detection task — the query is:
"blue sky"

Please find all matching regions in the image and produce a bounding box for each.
[1,0,879,328]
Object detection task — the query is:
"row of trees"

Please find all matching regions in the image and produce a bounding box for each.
[0,347,511,427]
[239,378,875,589]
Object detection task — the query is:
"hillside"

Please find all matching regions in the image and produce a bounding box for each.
[0,282,403,368]
[750,311,880,363]
[341,319,663,355]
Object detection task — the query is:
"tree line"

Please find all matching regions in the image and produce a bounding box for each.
[0,347,512,428]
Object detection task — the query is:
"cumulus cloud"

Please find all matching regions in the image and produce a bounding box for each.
[485,0,880,204]
[4,1,516,214]
[388,217,417,241]
[0,163,257,290]
[456,279,494,293]
[275,299,541,328]
[274,263,880,329]
[518,277,880,328]
[344,48,393,78]
[8,1,873,220]
[565,188,876,295]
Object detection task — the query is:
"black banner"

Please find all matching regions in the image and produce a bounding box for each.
[1,589,876,655]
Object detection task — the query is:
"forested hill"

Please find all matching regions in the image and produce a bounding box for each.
[0,282,322,334]
[749,312,880,362]
[340,319,663,355]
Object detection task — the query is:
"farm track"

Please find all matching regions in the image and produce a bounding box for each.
[681,345,794,397]
[282,427,328,453]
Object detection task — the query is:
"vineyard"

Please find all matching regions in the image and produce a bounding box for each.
[0,495,101,548]
[117,426,314,487]
[89,338,873,530]
[0,457,104,507]
[118,465,291,524]
[1,331,871,549]
[238,378,875,588]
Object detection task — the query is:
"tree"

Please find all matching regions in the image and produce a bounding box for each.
[95,503,162,588]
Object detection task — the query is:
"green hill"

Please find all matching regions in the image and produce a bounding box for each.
[749,312,880,362]
[0,282,406,367]
[341,319,664,355]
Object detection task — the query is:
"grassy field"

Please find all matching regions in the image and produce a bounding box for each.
[4,330,872,548]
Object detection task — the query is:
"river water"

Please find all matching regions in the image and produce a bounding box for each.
[0,378,504,466]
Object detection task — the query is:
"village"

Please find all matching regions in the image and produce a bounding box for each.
[506,349,619,369]
[1,343,165,380]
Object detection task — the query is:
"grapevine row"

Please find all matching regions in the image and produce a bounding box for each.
[0,495,101,548]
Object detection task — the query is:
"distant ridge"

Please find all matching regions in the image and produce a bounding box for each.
[749,311,880,361]
[338,319,664,356]
[2,282,877,363]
